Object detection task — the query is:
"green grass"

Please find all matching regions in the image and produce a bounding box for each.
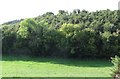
[2,56,113,77]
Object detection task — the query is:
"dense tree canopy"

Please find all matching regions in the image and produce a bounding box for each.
[1,9,120,58]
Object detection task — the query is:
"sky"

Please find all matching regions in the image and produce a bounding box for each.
[0,0,119,24]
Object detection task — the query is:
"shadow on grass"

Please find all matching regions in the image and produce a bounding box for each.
[2,55,113,67]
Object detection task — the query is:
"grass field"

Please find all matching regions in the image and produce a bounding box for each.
[2,56,113,77]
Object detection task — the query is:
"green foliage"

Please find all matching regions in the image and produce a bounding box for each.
[17,25,29,38]
[1,9,120,58]
[111,56,120,78]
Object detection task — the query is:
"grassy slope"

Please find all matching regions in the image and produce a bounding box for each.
[2,56,113,77]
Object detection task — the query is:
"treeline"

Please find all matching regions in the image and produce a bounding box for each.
[1,9,120,58]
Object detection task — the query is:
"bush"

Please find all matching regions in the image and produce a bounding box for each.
[111,55,120,79]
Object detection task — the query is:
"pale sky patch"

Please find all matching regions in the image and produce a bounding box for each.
[0,0,119,24]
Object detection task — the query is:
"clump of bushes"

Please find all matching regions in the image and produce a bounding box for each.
[111,56,120,79]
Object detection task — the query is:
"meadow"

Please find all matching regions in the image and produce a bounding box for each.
[2,56,113,77]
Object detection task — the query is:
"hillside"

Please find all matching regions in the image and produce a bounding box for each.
[1,9,120,58]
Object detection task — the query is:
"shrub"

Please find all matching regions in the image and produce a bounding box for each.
[111,55,120,79]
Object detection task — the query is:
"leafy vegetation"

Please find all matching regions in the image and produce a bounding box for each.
[111,56,120,78]
[1,9,120,58]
